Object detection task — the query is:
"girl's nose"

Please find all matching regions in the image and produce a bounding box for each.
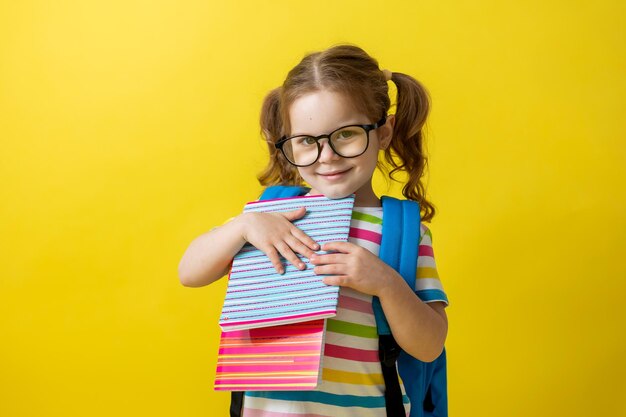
[317,138,339,163]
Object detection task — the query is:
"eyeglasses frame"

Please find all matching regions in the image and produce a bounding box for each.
[275,115,387,167]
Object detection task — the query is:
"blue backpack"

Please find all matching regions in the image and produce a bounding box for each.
[230,185,448,417]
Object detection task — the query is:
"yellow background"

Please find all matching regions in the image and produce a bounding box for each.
[1,1,624,416]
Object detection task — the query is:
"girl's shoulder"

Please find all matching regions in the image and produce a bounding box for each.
[352,206,433,242]
[419,223,435,246]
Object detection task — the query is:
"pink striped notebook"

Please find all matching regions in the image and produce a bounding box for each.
[214,319,326,391]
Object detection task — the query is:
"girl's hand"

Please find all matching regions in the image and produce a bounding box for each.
[310,241,403,296]
[239,207,320,274]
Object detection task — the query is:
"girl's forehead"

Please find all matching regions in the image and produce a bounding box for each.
[288,90,366,134]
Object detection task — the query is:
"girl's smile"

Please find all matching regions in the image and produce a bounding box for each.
[316,167,352,181]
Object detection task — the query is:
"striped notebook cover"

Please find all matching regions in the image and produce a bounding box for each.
[214,319,326,391]
[219,194,355,331]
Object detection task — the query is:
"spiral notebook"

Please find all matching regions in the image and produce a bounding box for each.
[218,194,355,331]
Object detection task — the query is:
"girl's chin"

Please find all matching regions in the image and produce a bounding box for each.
[324,193,353,200]
[309,187,353,200]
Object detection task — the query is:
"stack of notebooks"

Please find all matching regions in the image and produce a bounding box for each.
[214,194,355,391]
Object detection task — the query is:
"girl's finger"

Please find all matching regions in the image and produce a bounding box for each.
[263,246,285,274]
[321,241,354,253]
[313,264,344,276]
[275,241,306,270]
[284,235,316,259]
[291,227,320,251]
[322,275,348,287]
[280,207,307,222]
[310,253,344,265]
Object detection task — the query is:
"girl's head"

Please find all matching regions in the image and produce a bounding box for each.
[258,44,435,220]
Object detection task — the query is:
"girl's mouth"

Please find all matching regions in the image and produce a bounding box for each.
[317,168,351,181]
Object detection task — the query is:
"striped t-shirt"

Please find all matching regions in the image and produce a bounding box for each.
[242,206,449,417]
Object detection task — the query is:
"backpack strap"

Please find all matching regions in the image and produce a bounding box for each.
[230,185,311,417]
[373,196,420,334]
[259,185,310,200]
[229,392,244,417]
[374,196,421,417]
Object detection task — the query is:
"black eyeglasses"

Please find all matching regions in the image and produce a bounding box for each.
[275,116,386,167]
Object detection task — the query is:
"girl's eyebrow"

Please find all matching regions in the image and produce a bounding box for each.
[290,120,369,137]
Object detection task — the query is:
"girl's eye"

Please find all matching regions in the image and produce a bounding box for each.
[294,136,316,146]
[336,129,356,140]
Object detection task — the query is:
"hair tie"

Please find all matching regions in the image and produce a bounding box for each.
[382,69,393,81]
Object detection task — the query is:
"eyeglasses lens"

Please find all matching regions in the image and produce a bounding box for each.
[283,126,368,166]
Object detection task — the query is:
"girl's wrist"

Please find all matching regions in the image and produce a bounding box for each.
[230,212,254,245]
[377,266,409,300]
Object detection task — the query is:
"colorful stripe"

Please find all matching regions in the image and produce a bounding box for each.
[351,211,383,225]
[246,390,409,407]
[326,319,377,339]
[418,245,434,257]
[240,411,330,417]
[323,344,379,362]
[416,267,439,280]
[337,294,372,314]
[221,310,336,330]
[349,228,382,244]
[321,368,384,385]
[215,320,325,391]
[416,289,449,304]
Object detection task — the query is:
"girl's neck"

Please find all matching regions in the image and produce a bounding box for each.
[353,187,381,208]
[307,183,381,207]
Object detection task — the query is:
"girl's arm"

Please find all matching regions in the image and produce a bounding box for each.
[178,216,248,287]
[310,242,447,362]
[378,277,447,362]
[178,208,319,287]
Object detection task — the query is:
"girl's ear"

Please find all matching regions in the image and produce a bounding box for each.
[378,114,395,150]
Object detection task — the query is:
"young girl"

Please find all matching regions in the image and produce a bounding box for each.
[179,44,449,417]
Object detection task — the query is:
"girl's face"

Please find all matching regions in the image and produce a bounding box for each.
[288,90,392,206]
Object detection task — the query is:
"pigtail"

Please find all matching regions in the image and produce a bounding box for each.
[386,72,436,222]
[257,87,303,186]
